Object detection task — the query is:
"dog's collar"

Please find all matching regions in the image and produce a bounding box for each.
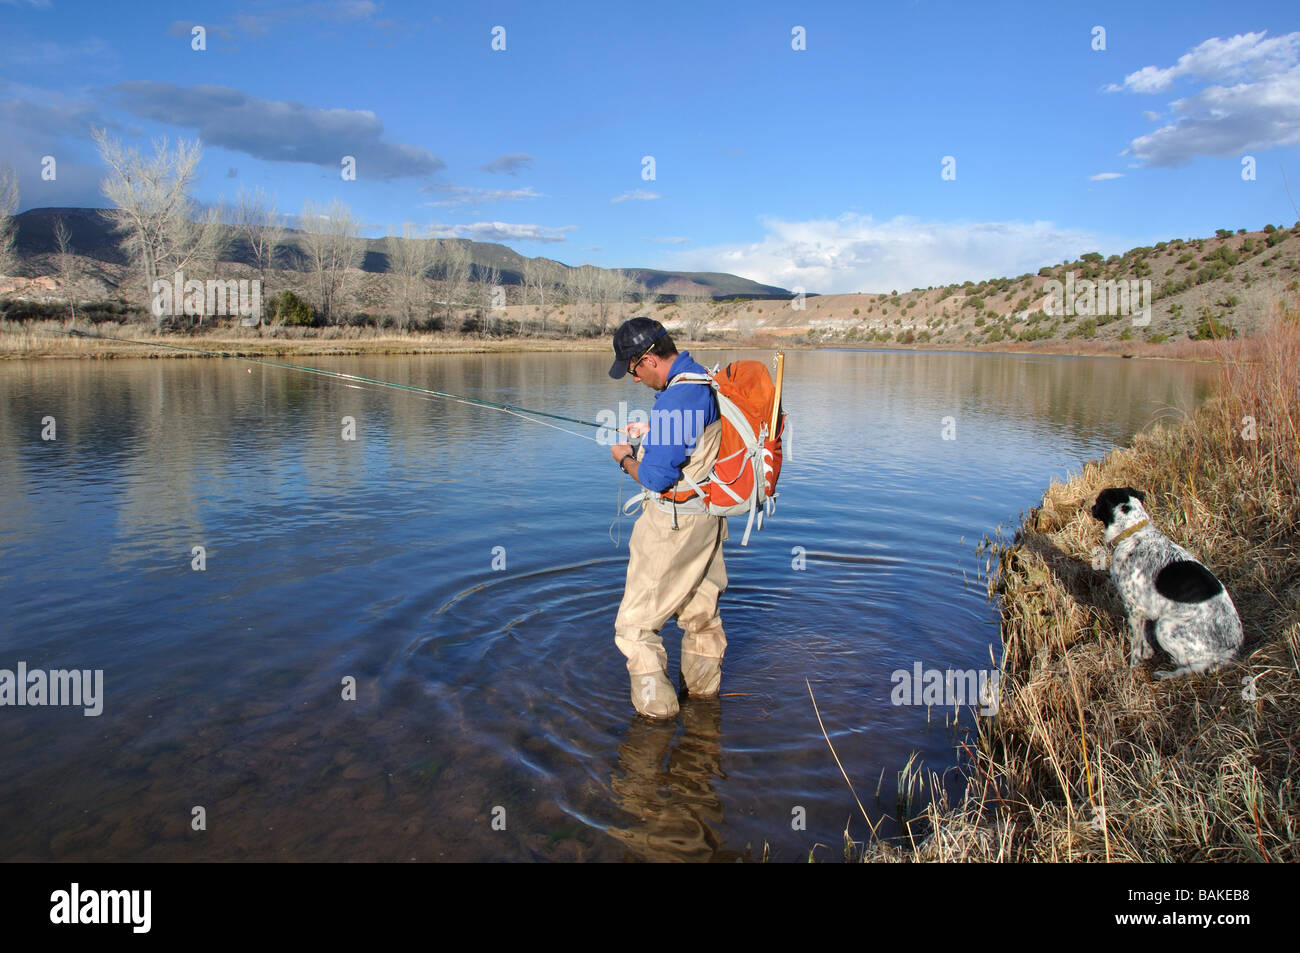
[1109,520,1149,547]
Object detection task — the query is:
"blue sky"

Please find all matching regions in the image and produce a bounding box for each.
[2,0,1298,293]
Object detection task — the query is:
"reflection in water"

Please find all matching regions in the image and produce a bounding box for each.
[0,350,1219,861]
[607,697,741,863]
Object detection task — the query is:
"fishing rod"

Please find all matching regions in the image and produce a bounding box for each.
[43,326,610,433]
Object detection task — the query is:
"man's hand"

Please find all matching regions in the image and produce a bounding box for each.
[622,421,650,440]
[610,441,634,463]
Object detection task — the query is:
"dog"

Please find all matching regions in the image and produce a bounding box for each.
[1090,487,1243,678]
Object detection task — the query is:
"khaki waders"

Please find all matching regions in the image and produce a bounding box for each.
[615,420,729,719]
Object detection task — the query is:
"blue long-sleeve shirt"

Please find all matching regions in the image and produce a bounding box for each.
[636,351,720,493]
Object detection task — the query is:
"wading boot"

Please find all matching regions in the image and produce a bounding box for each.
[680,651,722,697]
[630,669,679,720]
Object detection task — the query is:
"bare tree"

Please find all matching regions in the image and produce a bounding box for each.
[0,162,17,277]
[523,257,560,335]
[92,128,225,326]
[385,223,433,331]
[678,292,712,341]
[235,185,284,289]
[568,264,607,334]
[433,238,472,328]
[593,267,626,335]
[53,217,83,321]
[638,279,659,313]
[613,269,639,324]
[478,262,502,336]
[299,197,365,325]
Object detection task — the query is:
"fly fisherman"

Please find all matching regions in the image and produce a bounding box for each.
[608,317,728,720]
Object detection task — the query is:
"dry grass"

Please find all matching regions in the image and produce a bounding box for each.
[0,318,615,359]
[853,300,1300,862]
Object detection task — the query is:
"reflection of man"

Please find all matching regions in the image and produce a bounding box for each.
[608,317,728,720]
[607,696,739,862]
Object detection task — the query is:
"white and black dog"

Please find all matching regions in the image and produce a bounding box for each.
[1090,487,1243,678]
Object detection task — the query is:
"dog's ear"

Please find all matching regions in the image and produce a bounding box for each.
[1091,488,1117,523]
[1133,489,1147,503]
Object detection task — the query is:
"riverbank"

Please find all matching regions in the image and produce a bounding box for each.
[0,320,616,359]
[0,316,1235,362]
[857,307,1299,862]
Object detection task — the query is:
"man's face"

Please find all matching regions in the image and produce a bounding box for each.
[629,352,668,390]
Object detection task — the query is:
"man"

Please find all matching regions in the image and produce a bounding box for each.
[608,317,729,720]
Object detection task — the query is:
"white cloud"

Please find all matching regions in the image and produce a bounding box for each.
[663,213,1103,295]
[1108,31,1299,94]
[643,236,690,244]
[429,221,576,243]
[611,189,659,203]
[1107,31,1300,167]
[1090,172,1124,181]
[419,184,542,207]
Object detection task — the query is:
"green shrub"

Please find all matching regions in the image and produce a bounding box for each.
[1194,314,1236,340]
[1067,318,1098,339]
[268,290,318,326]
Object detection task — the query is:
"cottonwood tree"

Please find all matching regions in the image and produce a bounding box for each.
[0,162,18,277]
[92,128,226,326]
[592,268,623,334]
[565,264,604,334]
[638,279,659,314]
[522,257,559,334]
[235,186,284,289]
[678,292,712,339]
[385,223,433,331]
[53,217,82,320]
[612,269,639,325]
[299,197,364,325]
[433,238,472,329]
[478,262,502,335]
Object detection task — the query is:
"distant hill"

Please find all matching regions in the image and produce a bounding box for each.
[7,208,1297,349]
[8,207,789,300]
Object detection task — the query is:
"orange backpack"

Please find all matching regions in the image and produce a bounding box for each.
[662,360,788,545]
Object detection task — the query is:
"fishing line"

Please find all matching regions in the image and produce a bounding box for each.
[42,324,644,542]
[42,325,610,439]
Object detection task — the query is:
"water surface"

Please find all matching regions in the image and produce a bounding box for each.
[0,348,1217,860]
